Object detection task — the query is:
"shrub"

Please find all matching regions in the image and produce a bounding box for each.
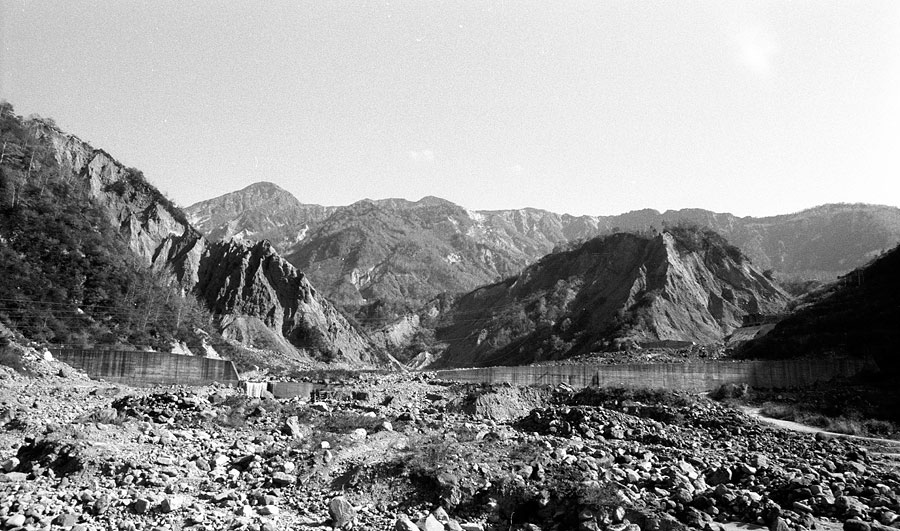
[0,346,26,373]
[320,411,384,434]
[404,433,456,474]
[863,419,897,437]
[826,417,864,436]
[577,480,625,509]
[572,386,694,408]
[709,383,751,400]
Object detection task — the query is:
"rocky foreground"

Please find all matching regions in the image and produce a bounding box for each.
[0,352,898,531]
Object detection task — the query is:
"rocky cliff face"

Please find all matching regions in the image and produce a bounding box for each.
[189,184,900,319]
[32,120,384,366]
[36,123,206,283]
[432,227,790,368]
[194,240,384,366]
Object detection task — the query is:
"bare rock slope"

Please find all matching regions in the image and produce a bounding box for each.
[283,197,534,312]
[195,239,384,366]
[433,227,790,367]
[40,123,206,281]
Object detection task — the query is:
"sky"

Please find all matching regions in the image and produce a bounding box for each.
[1,1,899,217]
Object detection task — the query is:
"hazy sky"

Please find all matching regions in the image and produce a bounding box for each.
[2,1,898,216]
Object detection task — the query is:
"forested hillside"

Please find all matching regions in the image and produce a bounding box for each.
[0,103,214,351]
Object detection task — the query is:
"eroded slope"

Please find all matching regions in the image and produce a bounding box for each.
[434,228,789,367]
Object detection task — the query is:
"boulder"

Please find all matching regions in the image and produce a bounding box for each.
[394,515,419,531]
[328,496,356,528]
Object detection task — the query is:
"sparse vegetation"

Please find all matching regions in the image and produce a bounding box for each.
[777,276,825,297]
[572,386,695,408]
[0,346,27,374]
[667,222,745,263]
[710,377,900,440]
[759,402,900,439]
[403,433,457,474]
[708,382,751,400]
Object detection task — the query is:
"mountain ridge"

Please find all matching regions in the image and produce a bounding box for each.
[429,226,790,368]
[186,184,900,318]
[186,181,338,252]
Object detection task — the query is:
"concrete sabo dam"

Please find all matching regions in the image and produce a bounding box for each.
[50,348,874,394]
[51,349,240,387]
[432,357,876,392]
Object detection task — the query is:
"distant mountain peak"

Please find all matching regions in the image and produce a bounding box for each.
[185,181,337,249]
[415,195,457,207]
[239,181,291,193]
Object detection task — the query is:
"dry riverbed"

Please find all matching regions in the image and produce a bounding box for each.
[0,349,898,531]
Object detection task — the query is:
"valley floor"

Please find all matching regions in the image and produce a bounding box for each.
[0,352,898,531]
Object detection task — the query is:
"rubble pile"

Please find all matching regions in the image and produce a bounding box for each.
[511,399,900,531]
[0,366,896,531]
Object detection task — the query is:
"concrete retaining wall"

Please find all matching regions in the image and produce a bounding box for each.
[267,381,319,399]
[245,382,268,398]
[52,349,240,387]
[433,358,876,392]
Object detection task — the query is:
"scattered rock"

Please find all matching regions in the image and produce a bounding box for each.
[132,498,152,514]
[284,415,302,437]
[328,496,356,528]
[395,515,420,531]
[845,519,871,531]
[160,495,184,512]
[419,513,445,531]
